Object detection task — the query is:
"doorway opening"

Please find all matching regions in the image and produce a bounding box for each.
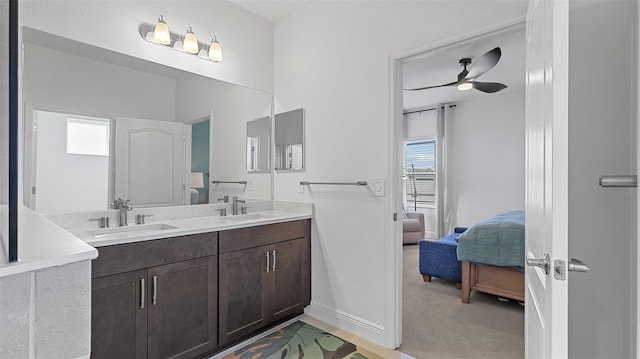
[190,116,211,204]
[394,24,527,358]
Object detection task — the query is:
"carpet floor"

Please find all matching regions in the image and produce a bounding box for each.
[399,245,524,359]
[221,320,369,359]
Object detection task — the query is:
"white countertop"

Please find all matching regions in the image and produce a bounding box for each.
[0,201,313,277]
[71,209,312,247]
[0,206,98,278]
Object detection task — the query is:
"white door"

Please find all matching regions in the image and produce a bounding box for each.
[115,117,187,207]
[524,0,569,357]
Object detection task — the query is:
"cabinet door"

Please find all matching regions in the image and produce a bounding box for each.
[268,238,310,323]
[91,269,147,359]
[218,246,269,345]
[147,257,217,359]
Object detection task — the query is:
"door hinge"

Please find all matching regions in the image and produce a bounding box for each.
[32,187,36,195]
[393,212,398,221]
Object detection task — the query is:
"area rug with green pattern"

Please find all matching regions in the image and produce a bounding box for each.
[221,321,369,359]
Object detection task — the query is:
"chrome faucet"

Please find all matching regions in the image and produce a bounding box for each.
[232,196,246,215]
[111,197,133,226]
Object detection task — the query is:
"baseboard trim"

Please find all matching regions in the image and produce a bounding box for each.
[304,302,387,346]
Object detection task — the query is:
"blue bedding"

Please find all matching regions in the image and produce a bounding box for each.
[456,210,525,268]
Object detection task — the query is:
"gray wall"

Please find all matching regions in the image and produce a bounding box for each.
[0,261,92,358]
[568,1,637,358]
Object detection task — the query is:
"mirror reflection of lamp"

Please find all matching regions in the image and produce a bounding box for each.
[190,172,204,204]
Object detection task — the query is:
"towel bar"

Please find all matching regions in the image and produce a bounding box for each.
[212,180,248,185]
[299,181,367,186]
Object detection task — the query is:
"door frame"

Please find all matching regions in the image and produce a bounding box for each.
[385,18,526,349]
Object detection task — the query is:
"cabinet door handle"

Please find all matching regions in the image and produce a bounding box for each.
[152,275,157,305]
[140,278,145,309]
[272,250,276,272]
[266,252,270,273]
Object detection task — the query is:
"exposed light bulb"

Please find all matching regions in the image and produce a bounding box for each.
[208,36,223,62]
[153,15,171,45]
[183,26,199,54]
[457,82,473,91]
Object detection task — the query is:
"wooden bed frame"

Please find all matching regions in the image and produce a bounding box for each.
[461,261,524,304]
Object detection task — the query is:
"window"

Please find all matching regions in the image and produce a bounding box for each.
[405,140,435,205]
[66,117,110,156]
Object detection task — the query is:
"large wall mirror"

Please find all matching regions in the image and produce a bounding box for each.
[22,27,273,215]
[274,108,305,171]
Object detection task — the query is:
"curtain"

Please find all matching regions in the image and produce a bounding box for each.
[436,104,455,236]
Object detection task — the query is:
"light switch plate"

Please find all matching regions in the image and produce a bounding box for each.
[247,180,254,191]
[367,178,385,196]
[298,179,305,193]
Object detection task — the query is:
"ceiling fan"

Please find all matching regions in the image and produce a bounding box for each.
[405,47,508,94]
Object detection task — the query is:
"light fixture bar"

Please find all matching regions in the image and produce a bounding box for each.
[139,22,223,63]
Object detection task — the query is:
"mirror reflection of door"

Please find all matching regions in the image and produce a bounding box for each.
[246,116,271,173]
[191,118,210,204]
[287,144,303,170]
[274,108,304,171]
[29,109,111,214]
[246,137,259,171]
[115,117,188,208]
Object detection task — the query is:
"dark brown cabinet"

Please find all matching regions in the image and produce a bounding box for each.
[91,233,218,359]
[91,220,310,358]
[218,246,269,344]
[218,220,311,346]
[91,269,147,359]
[147,257,217,359]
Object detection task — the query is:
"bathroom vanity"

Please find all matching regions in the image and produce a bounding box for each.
[77,203,312,359]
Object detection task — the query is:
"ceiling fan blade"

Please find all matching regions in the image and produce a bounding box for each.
[404,81,457,91]
[473,81,507,93]
[464,47,501,80]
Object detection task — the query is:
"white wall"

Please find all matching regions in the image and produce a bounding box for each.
[449,90,525,227]
[24,43,176,122]
[273,1,527,345]
[20,0,274,93]
[35,111,109,214]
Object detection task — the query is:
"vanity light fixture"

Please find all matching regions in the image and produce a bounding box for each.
[153,15,171,45]
[208,36,223,62]
[183,26,199,54]
[141,16,223,63]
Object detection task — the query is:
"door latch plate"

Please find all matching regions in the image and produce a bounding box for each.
[554,259,566,281]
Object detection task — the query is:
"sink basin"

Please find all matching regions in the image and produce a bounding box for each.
[223,213,277,222]
[88,223,178,238]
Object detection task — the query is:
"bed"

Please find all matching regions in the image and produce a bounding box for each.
[456,211,525,304]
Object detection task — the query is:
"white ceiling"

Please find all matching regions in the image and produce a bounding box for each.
[229,0,312,22]
[403,29,525,111]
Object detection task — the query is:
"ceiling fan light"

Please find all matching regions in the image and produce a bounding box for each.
[183,26,199,54]
[457,82,473,91]
[153,15,171,45]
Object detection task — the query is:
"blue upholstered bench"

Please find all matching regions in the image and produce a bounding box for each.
[419,227,468,286]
